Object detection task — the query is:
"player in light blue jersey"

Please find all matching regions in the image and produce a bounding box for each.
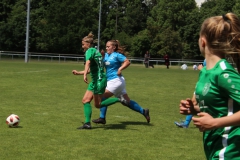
[92,40,150,124]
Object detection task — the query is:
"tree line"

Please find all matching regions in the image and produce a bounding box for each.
[0,0,239,59]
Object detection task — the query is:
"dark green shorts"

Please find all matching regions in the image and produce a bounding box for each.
[87,77,107,94]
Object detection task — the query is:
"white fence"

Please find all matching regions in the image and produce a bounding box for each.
[0,51,204,66]
[0,51,84,63]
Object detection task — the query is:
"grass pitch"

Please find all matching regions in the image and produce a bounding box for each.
[0,61,205,160]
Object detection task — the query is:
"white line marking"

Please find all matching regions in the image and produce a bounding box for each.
[34,112,48,115]
[114,115,128,118]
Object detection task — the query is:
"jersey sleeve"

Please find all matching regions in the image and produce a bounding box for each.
[117,53,126,63]
[85,48,95,61]
[218,69,240,104]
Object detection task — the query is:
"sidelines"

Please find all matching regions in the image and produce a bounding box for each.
[0,51,204,65]
[1,69,49,74]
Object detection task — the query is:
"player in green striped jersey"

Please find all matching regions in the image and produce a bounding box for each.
[179,13,240,159]
[72,32,125,129]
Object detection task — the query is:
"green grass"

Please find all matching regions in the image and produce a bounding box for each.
[0,60,205,160]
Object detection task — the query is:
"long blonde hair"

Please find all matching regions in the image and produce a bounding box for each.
[200,13,240,72]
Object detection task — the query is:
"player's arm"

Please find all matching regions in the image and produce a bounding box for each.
[214,111,240,128]
[83,60,90,83]
[117,59,130,75]
[191,94,200,113]
[179,99,200,115]
[193,110,240,132]
[198,64,203,70]
[72,69,90,75]
[193,104,200,113]
[191,93,200,106]
[192,69,240,131]
[179,97,200,115]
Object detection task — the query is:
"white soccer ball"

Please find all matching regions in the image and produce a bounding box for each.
[6,114,20,127]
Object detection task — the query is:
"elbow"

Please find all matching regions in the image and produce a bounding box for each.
[126,60,131,66]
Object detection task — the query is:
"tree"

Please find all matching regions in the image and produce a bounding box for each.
[2,0,27,51]
[0,0,16,50]
[120,0,149,36]
[34,0,98,54]
[0,0,238,57]
[233,1,240,17]
[147,0,198,58]
[179,8,202,58]
[101,0,149,41]
[200,0,236,22]
[130,29,151,57]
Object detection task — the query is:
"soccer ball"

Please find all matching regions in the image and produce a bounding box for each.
[6,114,20,127]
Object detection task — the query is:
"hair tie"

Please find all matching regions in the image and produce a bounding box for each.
[222,14,231,23]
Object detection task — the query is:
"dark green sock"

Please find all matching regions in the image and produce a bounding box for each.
[83,103,92,123]
[100,98,120,107]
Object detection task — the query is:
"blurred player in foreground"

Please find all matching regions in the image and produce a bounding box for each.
[179,13,240,159]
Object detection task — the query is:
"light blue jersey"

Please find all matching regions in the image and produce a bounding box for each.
[203,59,206,67]
[104,52,126,81]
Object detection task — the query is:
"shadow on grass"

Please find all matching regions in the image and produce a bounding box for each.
[174,126,197,130]
[9,126,23,129]
[94,121,153,130]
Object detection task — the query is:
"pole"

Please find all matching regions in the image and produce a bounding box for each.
[25,0,30,63]
[115,3,118,37]
[97,0,102,51]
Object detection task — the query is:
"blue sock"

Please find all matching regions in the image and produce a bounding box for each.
[129,100,144,114]
[184,115,193,126]
[100,98,107,119]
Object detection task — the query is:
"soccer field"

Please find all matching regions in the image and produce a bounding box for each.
[0,61,205,160]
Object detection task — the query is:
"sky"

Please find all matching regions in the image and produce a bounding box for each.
[195,0,205,6]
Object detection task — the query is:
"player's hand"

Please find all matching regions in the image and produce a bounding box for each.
[83,75,88,84]
[192,112,217,132]
[72,70,78,75]
[179,98,194,115]
[198,64,203,70]
[117,70,122,76]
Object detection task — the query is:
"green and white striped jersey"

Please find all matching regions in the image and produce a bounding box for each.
[195,59,240,160]
[85,48,105,82]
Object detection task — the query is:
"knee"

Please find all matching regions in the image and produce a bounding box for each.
[95,104,101,108]
[82,97,90,104]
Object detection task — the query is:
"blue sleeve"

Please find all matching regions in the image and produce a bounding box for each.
[203,59,206,67]
[117,53,126,63]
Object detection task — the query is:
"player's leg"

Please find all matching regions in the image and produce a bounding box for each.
[94,77,120,108]
[175,93,195,128]
[99,96,120,107]
[77,89,93,130]
[92,76,126,124]
[174,115,193,128]
[99,98,108,118]
[115,77,150,123]
[92,90,114,124]
[184,115,193,126]
[92,77,128,124]
[123,93,150,123]
[94,94,123,108]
